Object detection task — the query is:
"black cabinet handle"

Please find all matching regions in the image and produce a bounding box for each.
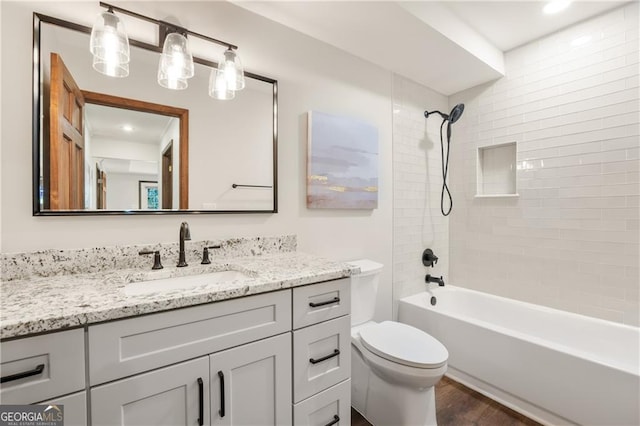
[1,364,45,384]
[218,371,225,418]
[309,297,340,308]
[324,415,340,426]
[309,349,340,365]
[197,378,204,426]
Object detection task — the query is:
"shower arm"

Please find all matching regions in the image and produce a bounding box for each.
[424,110,449,121]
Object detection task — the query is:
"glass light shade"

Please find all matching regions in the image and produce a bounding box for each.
[158,32,194,90]
[92,55,129,78]
[220,48,245,91]
[158,67,188,90]
[89,10,130,77]
[208,68,235,100]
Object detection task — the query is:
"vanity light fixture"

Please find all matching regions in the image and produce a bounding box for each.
[157,28,194,90]
[89,6,130,77]
[91,2,245,99]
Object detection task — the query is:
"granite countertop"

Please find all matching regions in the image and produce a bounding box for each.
[0,252,357,340]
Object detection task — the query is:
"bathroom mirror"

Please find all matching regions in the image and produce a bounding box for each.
[33,13,278,215]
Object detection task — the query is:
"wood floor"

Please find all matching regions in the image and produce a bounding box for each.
[351,377,541,426]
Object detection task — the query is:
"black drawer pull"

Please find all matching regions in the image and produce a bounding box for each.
[197,378,204,426]
[310,349,340,364]
[1,364,45,384]
[309,297,340,308]
[324,415,340,426]
[218,371,226,418]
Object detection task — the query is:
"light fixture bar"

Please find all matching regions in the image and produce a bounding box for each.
[99,2,238,50]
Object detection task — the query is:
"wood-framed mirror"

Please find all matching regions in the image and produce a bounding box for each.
[33,12,278,215]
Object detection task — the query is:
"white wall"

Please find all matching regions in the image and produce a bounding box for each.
[449,3,639,325]
[0,1,393,320]
[392,74,449,316]
[91,138,158,164]
[106,173,156,211]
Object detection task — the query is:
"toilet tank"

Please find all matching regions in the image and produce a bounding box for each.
[347,259,384,326]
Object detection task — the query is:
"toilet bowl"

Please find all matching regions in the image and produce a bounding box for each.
[348,260,448,426]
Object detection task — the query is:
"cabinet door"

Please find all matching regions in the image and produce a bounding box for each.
[210,333,292,426]
[91,357,209,426]
[39,391,87,426]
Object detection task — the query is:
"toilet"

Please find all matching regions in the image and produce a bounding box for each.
[348,259,448,426]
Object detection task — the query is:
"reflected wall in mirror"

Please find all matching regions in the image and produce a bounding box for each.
[34,13,277,215]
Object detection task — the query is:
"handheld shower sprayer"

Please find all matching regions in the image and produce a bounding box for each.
[424,103,465,216]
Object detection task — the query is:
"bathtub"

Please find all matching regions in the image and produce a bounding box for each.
[398,286,640,426]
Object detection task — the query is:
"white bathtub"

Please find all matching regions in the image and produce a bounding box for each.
[398,286,640,426]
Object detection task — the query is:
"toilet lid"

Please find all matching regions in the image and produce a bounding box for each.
[359,321,448,369]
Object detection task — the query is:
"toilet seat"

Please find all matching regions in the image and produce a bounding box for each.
[359,321,448,369]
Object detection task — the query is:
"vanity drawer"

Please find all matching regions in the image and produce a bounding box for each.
[89,289,290,385]
[0,329,85,404]
[293,379,351,426]
[293,315,351,403]
[293,278,350,329]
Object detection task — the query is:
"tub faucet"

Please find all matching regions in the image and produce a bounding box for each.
[425,274,445,286]
[177,222,191,267]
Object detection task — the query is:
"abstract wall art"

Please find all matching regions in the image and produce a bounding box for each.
[307,111,378,209]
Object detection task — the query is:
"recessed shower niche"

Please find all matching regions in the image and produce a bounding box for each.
[476,142,518,197]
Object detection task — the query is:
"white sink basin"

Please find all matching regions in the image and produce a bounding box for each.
[124,270,252,296]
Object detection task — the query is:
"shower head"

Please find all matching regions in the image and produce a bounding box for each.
[424,103,465,124]
[449,103,465,123]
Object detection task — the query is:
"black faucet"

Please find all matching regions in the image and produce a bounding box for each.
[425,274,445,286]
[177,222,191,267]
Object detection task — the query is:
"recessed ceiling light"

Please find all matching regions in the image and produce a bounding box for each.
[543,0,571,14]
[122,124,133,132]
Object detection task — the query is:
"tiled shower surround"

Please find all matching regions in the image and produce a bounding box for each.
[392,74,449,307]
[448,3,639,325]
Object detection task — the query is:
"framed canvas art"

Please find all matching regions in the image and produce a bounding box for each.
[307,111,378,209]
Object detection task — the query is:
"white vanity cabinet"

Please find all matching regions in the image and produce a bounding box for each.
[88,290,292,426]
[0,328,87,425]
[292,279,351,426]
[1,275,351,426]
[90,334,293,426]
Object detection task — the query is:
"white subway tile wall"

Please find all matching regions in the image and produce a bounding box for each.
[392,75,450,311]
[449,3,639,325]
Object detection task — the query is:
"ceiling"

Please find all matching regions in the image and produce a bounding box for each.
[445,1,631,51]
[235,1,631,95]
[85,103,176,145]
[85,104,175,175]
